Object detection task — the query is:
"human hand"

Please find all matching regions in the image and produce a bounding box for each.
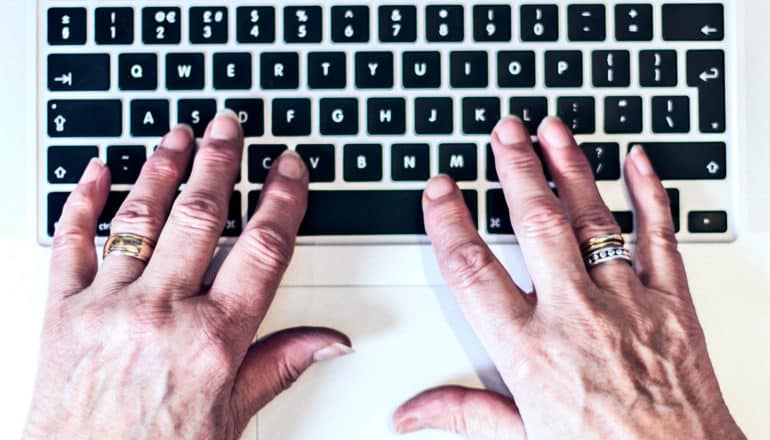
[394,117,745,439]
[25,111,351,439]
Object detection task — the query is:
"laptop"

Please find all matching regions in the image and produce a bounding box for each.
[1,0,768,438]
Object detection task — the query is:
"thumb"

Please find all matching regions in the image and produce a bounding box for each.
[230,326,352,429]
[392,386,526,440]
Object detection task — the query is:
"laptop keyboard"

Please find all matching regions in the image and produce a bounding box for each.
[40,1,734,244]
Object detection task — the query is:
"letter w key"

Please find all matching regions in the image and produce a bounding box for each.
[48,54,110,91]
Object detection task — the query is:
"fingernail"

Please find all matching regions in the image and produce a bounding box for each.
[424,175,456,200]
[80,158,104,184]
[313,343,354,363]
[538,116,574,148]
[162,125,195,151]
[277,150,306,180]
[210,109,242,141]
[629,145,655,176]
[493,116,529,146]
[394,416,424,434]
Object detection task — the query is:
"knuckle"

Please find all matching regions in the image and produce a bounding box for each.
[51,228,89,251]
[571,206,619,237]
[144,153,183,182]
[516,198,571,240]
[172,190,226,235]
[113,197,166,232]
[273,357,304,394]
[497,151,545,180]
[645,225,679,253]
[263,183,303,208]
[198,140,242,169]
[240,223,293,275]
[444,240,496,289]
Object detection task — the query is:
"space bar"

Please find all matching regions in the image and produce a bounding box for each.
[298,190,478,236]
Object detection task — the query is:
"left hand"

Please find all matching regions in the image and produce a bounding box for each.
[24,111,351,439]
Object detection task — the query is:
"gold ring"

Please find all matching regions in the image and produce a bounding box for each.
[103,233,156,263]
[580,233,625,254]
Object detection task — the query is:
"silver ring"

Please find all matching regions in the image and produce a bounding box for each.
[584,246,632,269]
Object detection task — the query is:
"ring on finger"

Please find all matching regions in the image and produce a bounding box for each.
[583,245,632,269]
[580,233,625,254]
[103,233,156,263]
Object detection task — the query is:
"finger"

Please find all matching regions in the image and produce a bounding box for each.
[423,175,532,364]
[49,159,110,298]
[491,116,591,300]
[141,110,243,299]
[624,146,688,292]
[537,117,636,286]
[230,327,351,431]
[209,151,308,341]
[98,125,195,287]
[393,386,525,440]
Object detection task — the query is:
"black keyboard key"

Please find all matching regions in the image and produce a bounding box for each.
[166,53,205,90]
[545,51,583,87]
[667,188,681,233]
[142,7,181,44]
[652,96,690,133]
[463,98,499,135]
[615,4,653,41]
[415,98,453,135]
[95,7,134,45]
[557,97,595,134]
[439,143,477,181]
[107,146,146,184]
[579,143,620,180]
[47,146,99,184]
[689,211,728,233]
[687,50,726,133]
[308,52,347,89]
[248,145,287,183]
[509,97,548,134]
[379,6,417,42]
[497,51,536,88]
[605,97,642,134]
[568,4,606,41]
[48,54,110,92]
[392,144,430,181]
[213,53,252,90]
[296,145,335,182]
[272,99,311,136]
[592,51,630,88]
[131,100,169,137]
[450,52,488,88]
[47,192,69,237]
[236,7,275,43]
[48,100,122,138]
[320,99,359,135]
[473,5,512,42]
[177,99,216,138]
[298,190,477,236]
[640,50,678,87]
[630,142,726,180]
[332,6,370,43]
[426,5,464,42]
[48,8,87,45]
[261,53,299,89]
[520,5,558,42]
[223,192,243,237]
[613,211,634,234]
[190,7,228,44]
[663,4,724,41]
[368,98,406,135]
[344,144,382,182]
[486,189,513,235]
[355,52,394,89]
[403,52,441,89]
[284,6,322,43]
[118,54,157,91]
[225,99,264,137]
[97,192,130,237]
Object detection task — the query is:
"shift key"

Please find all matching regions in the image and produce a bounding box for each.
[630,142,726,180]
[48,100,122,137]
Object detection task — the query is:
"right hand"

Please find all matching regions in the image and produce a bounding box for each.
[393,117,745,439]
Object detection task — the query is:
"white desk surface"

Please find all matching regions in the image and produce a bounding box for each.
[1,1,768,439]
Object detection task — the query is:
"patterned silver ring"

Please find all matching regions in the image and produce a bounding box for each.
[584,246,632,269]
